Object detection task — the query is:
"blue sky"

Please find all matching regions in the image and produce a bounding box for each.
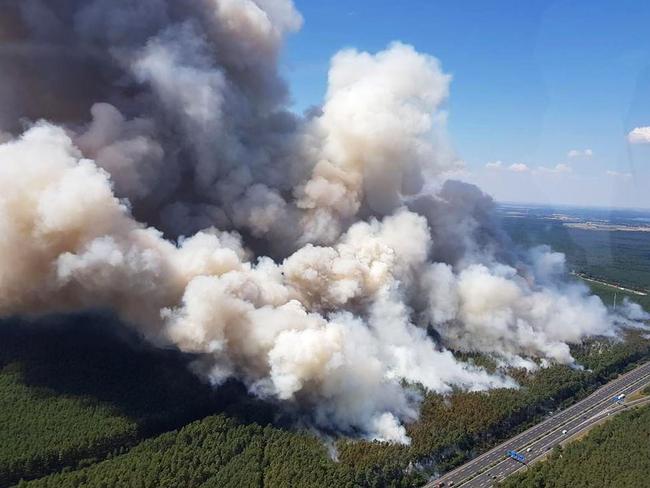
[282,0,650,208]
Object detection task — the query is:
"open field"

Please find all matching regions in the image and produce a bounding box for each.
[499,208,650,293]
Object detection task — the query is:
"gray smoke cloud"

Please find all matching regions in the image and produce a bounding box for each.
[0,0,645,442]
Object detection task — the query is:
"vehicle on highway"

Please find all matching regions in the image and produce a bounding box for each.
[421,363,650,488]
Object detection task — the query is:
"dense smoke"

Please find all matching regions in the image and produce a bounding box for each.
[0,0,643,442]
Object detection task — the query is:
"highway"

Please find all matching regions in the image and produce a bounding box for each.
[464,396,650,488]
[424,360,650,488]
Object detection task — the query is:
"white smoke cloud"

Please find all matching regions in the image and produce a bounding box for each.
[618,298,650,324]
[0,122,515,443]
[296,42,457,244]
[422,258,616,365]
[0,0,644,443]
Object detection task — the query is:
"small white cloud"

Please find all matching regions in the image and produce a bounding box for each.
[567,148,593,158]
[555,163,572,173]
[539,163,572,174]
[606,170,632,178]
[627,127,650,144]
[485,160,503,170]
[485,161,531,173]
[445,167,473,179]
[508,163,529,173]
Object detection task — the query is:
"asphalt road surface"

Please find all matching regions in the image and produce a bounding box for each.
[424,360,650,488]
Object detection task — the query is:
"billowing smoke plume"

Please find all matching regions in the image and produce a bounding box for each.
[0,0,643,442]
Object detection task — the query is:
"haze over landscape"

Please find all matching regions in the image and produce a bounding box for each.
[1,1,649,487]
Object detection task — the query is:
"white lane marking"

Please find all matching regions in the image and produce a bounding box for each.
[428,371,650,488]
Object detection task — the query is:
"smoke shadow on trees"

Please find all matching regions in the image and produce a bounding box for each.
[0,311,281,434]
